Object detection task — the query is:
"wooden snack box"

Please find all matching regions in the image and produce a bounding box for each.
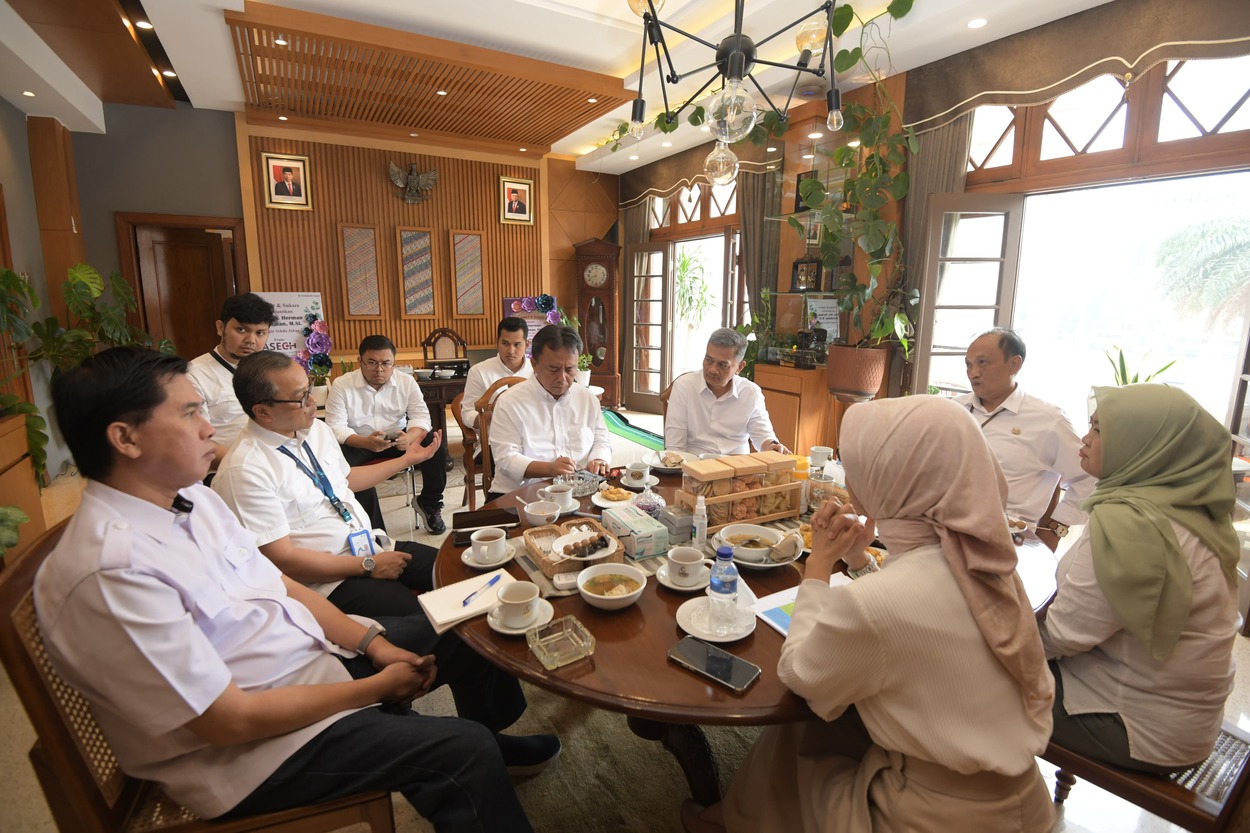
[524,518,623,578]
[677,453,802,534]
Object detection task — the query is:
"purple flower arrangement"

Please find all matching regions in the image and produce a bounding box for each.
[295,313,334,386]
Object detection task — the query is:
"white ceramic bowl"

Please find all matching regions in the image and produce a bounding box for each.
[433,369,455,379]
[414,368,434,380]
[522,500,562,527]
[717,524,782,563]
[577,562,647,610]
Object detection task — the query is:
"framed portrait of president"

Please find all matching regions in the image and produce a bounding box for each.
[262,152,312,211]
[500,176,534,225]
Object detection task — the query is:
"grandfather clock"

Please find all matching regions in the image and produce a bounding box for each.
[573,237,621,407]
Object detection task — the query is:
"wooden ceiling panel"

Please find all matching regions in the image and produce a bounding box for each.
[8,0,173,107]
[227,3,629,153]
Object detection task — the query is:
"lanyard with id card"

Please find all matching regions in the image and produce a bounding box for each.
[278,443,362,543]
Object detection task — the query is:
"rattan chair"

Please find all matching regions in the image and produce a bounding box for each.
[450,391,480,510]
[0,520,395,833]
[476,375,527,497]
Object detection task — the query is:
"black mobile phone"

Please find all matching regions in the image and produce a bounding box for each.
[451,507,520,532]
[667,636,762,693]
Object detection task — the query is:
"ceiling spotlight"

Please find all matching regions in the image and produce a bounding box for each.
[588,97,597,103]
[968,18,987,29]
[629,154,640,160]
[519,148,527,152]
[807,131,823,139]
[766,146,777,152]
[22,90,35,97]
[436,90,448,96]
[801,153,815,159]
[409,132,418,137]
[162,69,177,78]
[135,20,153,29]
[661,141,673,148]
[847,139,861,147]
[278,116,288,121]
[274,36,289,45]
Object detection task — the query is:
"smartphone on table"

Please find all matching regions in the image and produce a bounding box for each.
[667,636,762,693]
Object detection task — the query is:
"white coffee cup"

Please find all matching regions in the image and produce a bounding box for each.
[667,546,714,587]
[538,482,577,510]
[625,462,651,484]
[810,446,834,467]
[470,527,507,565]
[497,581,540,629]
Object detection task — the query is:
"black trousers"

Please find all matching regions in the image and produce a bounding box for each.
[342,433,448,530]
[223,613,531,832]
[327,540,436,615]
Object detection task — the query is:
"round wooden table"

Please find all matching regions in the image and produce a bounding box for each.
[433,472,812,804]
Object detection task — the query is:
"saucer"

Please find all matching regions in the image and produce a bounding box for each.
[675,597,756,643]
[461,541,518,569]
[487,598,555,635]
[621,474,660,491]
[656,563,710,593]
[710,534,796,571]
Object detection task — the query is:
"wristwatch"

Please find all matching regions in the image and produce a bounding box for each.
[1038,518,1069,538]
[362,555,376,576]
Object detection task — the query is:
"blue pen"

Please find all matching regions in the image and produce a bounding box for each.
[462,574,501,607]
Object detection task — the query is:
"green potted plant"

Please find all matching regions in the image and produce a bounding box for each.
[789,0,919,401]
[0,263,175,483]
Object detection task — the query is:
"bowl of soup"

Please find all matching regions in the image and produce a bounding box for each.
[577,562,646,610]
[716,524,782,563]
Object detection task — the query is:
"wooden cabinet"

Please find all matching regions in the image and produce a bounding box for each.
[0,413,46,567]
[754,365,831,454]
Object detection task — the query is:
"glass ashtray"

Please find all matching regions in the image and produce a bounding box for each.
[562,471,603,498]
[526,615,595,670]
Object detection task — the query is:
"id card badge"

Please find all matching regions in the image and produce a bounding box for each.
[347,529,376,557]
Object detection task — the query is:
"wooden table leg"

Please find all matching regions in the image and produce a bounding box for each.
[627,716,721,806]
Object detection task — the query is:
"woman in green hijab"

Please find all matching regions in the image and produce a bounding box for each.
[1039,384,1239,772]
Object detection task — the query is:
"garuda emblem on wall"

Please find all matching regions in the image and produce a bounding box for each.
[387,162,438,204]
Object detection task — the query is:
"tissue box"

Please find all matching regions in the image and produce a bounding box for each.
[602,505,670,560]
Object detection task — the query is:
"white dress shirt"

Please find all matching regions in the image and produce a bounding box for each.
[323,368,432,444]
[460,355,532,428]
[187,349,247,447]
[488,377,612,494]
[34,481,362,818]
[953,386,1093,525]
[1039,522,1236,766]
[213,419,374,596]
[664,371,780,456]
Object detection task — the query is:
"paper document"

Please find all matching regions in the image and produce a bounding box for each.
[419,569,517,634]
[753,574,851,637]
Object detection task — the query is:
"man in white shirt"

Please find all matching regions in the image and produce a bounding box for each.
[214,351,444,618]
[665,328,791,456]
[325,335,448,534]
[186,293,276,467]
[35,347,549,829]
[461,317,533,430]
[954,328,1093,551]
[488,325,611,498]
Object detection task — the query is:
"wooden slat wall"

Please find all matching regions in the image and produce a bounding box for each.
[249,136,543,353]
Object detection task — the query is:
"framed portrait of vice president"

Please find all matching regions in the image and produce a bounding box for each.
[500,177,534,225]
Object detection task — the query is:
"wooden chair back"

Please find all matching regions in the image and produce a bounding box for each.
[476,376,527,496]
[421,327,467,362]
[660,371,692,425]
[0,521,395,833]
[450,392,479,511]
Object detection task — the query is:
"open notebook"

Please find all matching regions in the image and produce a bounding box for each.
[418,569,517,634]
[754,573,852,637]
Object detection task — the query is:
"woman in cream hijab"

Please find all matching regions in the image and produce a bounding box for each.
[712,396,1054,833]
[1040,384,1238,772]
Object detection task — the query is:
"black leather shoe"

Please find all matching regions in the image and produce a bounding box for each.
[497,734,561,776]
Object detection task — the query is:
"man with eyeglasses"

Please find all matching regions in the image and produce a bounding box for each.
[214,351,444,618]
[665,327,790,456]
[487,325,611,499]
[324,335,449,534]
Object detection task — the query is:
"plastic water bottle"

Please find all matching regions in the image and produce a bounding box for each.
[708,545,740,636]
[693,496,708,550]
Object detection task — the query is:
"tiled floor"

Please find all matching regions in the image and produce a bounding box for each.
[1,407,1244,831]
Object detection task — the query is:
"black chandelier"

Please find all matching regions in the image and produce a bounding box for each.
[626,0,844,184]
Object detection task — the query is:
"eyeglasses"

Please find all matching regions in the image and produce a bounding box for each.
[362,360,394,369]
[261,391,314,407]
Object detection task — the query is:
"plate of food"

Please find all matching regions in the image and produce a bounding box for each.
[592,485,634,508]
[550,528,619,562]
[643,449,696,473]
[1005,514,1035,535]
